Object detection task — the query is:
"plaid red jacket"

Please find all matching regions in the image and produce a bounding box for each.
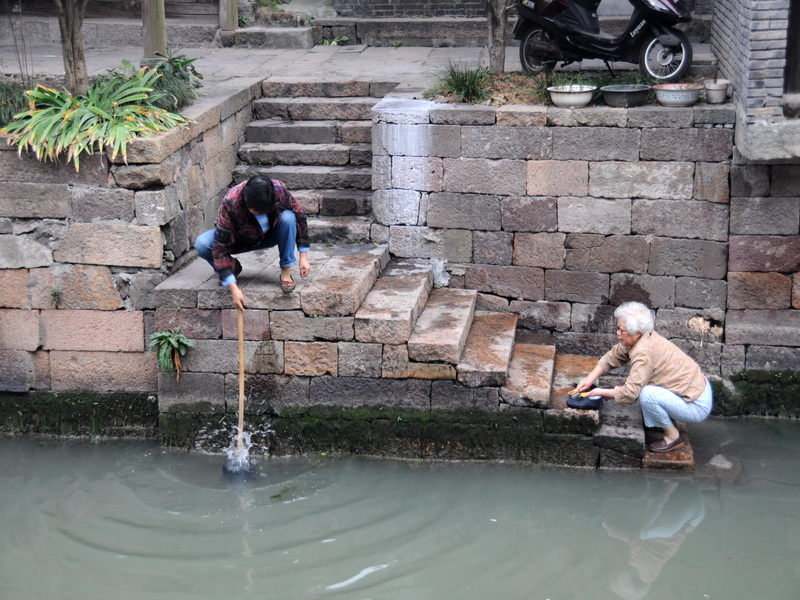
[212,179,309,280]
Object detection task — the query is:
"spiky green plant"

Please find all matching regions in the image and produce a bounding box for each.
[1,66,193,171]
[148,328,195,382]
[0,81,27,127]
[439,61,492,103]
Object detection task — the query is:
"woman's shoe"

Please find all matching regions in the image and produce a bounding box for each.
[280,276,296,294]
[648,435,685,453]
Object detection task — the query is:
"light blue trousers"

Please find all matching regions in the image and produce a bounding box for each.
[639,379,713,429]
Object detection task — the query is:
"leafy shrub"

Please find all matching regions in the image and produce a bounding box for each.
[151,49,203,111]
[148,328,195,382]
[1,66,193,170]
[0,81,27,128]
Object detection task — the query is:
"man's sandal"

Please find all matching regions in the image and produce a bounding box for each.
[280,276,296,294]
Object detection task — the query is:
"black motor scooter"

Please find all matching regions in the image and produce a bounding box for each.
[513,0,693,82]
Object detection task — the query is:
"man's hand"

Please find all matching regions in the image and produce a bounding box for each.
[299,252,311,278]
[230,282,245,311]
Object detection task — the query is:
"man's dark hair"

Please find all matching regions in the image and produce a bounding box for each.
[243,176,275,213]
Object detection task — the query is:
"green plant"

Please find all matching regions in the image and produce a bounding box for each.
[238,14,250,27]
[151,49,203,111]
[148,328,195,382]
[323,36,349,46]
[1,66,193,171]
[49,287,62,308]
[439,61,492,103]
[393,40,403,48]
[0,81,27,127]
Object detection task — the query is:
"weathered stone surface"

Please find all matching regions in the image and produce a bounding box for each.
[626,106,693,128]
[337,342,383,377]
[47,265,124,310]
[429,104,496,125]
[289,97,378,121]
[224,373,309,410]
[655,307,725,343]
[408,288,476,364]
[553,127,640,161]
[474,230,513,265]
[771,165,800,196]
[545,270,609,304]
[555,331,617,356]
[547,106,627,127]
[728,235,800,272]
[794,273,800,309]
[0,309,41,352]
[0,349,33,392]
[514,232,566,269]
[610,273,676,309]
[355,272,432,344]
[382,344,456,379]
[565,234,648,273]
[721,343,745,376]
[301,253,380,316]
[41,310,144,351]
[70,186,136,222]
[309,376,431,408]
[632,199,729,242]
[500,343,555,407]
[598,448,642,469]
[745,345,800,371]
[649,238,728,279]
[728,272,792,309]
[372,98,433,125]
[477,292,510,311]
[158,372,225,409]
[557,197,631,234]
[570,303,617,333]
[0,234,53,269]
[457,312,517,387]
[640,128,733,161]
[0,182,72,218]
[0,269,28,308]
[694,162,730,204]
[271,310,354,342]
[262,79,371,98]
[0,145,109,185]
[182,339,284,374]
[391,156,443,191]
[730,163,770,197]
[495,105,547,127]
[501,196,558,232]
[373,123,461,157]
[372,155,392,190]
[509,300,571,331]
[676,277,728,310]
[239,142,352,167]
[284,341,338,376]
[540,434,599,467]
[154,258,214,309]
[155,307,222,339]
[430,380,499,411]
[428,192,502,231]
[461,126,552,159]
[641,425,693,470]
[372,189,420,226]
[589,162,694,200]
[730,197,800,235]
[442,158,526,195]
[527,160,588,197]
[50,350,157,392]
[220,309,270,341]
[389,226,472,263]
[112,163,174,189]
[53,223,163,268]
[465,265,544,300]
[593,399,645,458]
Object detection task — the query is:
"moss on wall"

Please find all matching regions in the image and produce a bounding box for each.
[712,371,800,418]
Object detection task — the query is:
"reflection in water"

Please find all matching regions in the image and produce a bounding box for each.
[605,479,705,600]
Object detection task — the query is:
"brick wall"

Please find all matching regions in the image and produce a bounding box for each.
[333,0,486,18]
[0,87,255,393]
[372,98,800,378]
[711,0,790,122]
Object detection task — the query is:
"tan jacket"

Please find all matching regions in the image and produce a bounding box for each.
[597,331,707,404]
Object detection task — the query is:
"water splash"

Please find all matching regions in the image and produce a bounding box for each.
[223,429,253,474]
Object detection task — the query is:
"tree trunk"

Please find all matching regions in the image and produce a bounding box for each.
[487,0,510,74]
[52,0,90,95]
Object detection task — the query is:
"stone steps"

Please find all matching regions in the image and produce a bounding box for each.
[232,27,314,49]
[408,288,477,365]
[293,189,373,216]
[456,312,518,388]
[238,141,371,167]
[233,164,373,190]
[253,97,380,121]
[245,119,372,144]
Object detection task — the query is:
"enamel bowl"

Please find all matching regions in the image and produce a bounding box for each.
[652,83,704,107]
[547,85,597,108]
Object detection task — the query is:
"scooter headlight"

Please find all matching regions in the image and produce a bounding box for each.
[641,0,679,16]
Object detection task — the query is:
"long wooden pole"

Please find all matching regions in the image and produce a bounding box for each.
[237,308,245,448]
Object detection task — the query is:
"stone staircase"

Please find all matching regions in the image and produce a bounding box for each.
[232,79,398,243]
[154,243,694,470]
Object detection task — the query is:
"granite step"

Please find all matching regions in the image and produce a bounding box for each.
[407,288,477,365]
[245,119,371,145]
[643,423,695,470]
[294,189,373,216]
[232,27,314,49]
[307,215,372,243]
[299,244,389,316]
[253,97,380,121]
[260,79,398,99]
[238,142,366,167]
[456,312,518,388]
[233,164,373,190]
[500,343,556,408]
[354,260,434,344]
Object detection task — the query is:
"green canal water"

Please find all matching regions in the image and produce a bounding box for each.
[1,418,798,600]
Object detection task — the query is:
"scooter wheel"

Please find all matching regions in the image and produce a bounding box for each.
[638,29,692,83]
[519,27,557,75]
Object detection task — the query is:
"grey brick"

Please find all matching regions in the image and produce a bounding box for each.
[565,234,649,273]
[509,300,571,331]
[461,126,552,159]
[771,165,800,196]
[632,199,729,242]
[545,270,609,304]
[730,197,800,235]
[427,192,502,230]
[610,273,676,308]
[676,277,728,310]
[649,238,728,279]
[727,309,800,346]
[558,197,631,234]
[501,196,558,232]
[309,376,431,408]
[337,342,383,377]
[590,162,695,200]
[373,189,421,226]
[514,232,566,269]
[746,345,800,371]
[570,303,616,333]
[389,226,472,263]
[465,265,544,300]
[552,127,640,161]
[442,158,526,195]
[373,123,461,157]
[473,230,513,265]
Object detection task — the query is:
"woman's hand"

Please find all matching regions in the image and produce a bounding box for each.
[230,283,245,311]
[299,252,311,278]
[575,377,595,393]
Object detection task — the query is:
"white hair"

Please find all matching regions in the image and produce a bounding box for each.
[614,302,654,335]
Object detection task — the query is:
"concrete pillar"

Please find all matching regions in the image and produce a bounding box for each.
[142,0,167,61]
[220,0,237,31]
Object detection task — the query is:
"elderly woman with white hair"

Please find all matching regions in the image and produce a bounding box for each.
[575,301,713,453]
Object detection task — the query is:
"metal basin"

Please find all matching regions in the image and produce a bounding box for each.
[600,84,651,108]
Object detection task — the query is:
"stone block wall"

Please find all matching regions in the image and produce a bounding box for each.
[711,0,790,122]
[372,98,800,379]
[332,0,485,18]
[0,83,258,393]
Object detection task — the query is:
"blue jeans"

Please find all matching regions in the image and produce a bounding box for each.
[639,379,713,429]
[195,210,298,270]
